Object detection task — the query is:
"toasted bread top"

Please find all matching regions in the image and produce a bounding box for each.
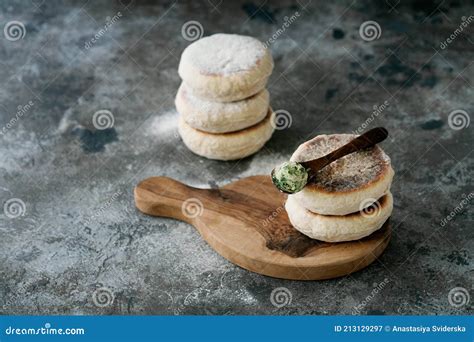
[291,134,392,193]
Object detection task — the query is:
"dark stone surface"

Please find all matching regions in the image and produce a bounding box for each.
[0,0,472,315]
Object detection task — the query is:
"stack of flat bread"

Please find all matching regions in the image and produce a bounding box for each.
[176,34,275,160]
[285,134,395,242]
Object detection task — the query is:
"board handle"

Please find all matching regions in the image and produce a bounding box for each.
[134,176,206,224]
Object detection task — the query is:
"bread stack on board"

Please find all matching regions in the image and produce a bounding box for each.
[176,34,275,161]
[285,134,395,242]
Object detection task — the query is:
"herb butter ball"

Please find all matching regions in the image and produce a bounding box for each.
[272,161,308,194]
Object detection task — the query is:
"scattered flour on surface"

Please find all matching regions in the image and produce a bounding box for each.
[57,108,81,134]
[146,109,179,138]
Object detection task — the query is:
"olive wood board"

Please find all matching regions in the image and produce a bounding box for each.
[134,175,391,280]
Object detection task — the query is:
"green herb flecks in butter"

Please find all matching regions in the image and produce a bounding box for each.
[272,161,308,194]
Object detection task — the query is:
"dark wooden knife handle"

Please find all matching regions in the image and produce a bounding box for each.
[302,127,388,172]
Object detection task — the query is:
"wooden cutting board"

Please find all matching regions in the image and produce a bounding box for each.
[134,175,391,280]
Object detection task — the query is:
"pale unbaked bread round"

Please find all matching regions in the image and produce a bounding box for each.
[286,192,393,242]
[178,34,274,102]
[178,109,274,160]
[175,83,270,133]
[290,134,394,215]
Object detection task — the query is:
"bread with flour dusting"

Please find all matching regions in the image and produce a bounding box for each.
[285,192,393,242]
[175,83,269,133]
[178,34,273,102]
[178,108,275,160]
[290,134,394,215]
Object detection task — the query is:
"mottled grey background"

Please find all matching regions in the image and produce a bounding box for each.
[0,0,472,315]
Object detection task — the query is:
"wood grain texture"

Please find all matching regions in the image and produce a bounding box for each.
[134,175,391,280]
